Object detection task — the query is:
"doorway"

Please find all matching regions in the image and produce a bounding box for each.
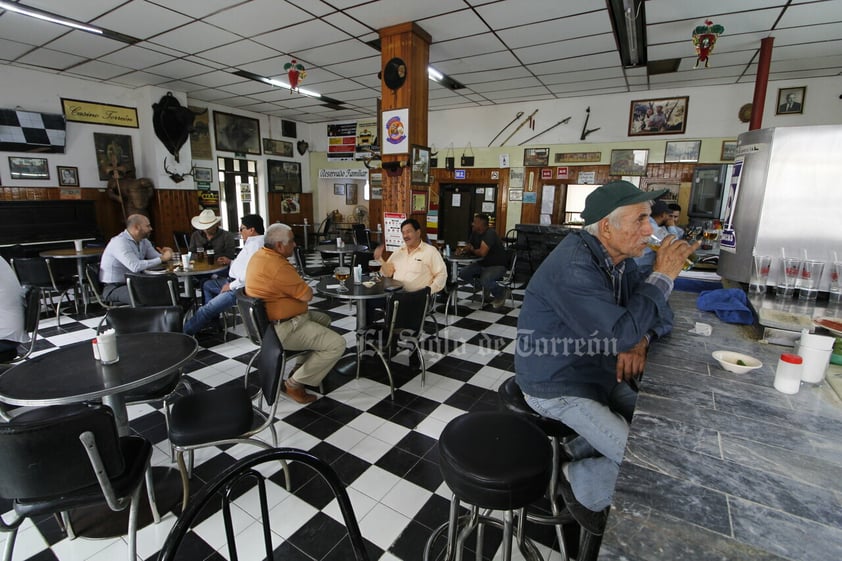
[438,184,497,248]
[217,157,259,231]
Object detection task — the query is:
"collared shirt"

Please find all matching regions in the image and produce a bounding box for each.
[188,228,238,258]
[0,257,26,343]
[382,241,447,293]
[227,234,264,291]
[99,229,162,284]
[594,235,672,304]
[245,247,310,321]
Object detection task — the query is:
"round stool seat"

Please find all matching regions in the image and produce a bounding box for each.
[498,376,576,440]
[439,411,551,510]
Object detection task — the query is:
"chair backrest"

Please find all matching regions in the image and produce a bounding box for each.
[10,257,53,288]
[103,306,183,334]
[0,404,123,500]
[22,284,41,334]
[126,272,179,307]
[386,287,430,345]
[157,448,370,561]
[293,244,309,277]
[351,251,375,273]
[255,323,285,406]
[351,224,369,247]
[235,288,270,346]
[172,231,190,253]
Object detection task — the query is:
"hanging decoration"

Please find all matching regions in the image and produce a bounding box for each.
[284,59,307,92]
[692,20,725,69]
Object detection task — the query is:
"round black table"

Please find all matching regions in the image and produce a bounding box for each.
[0,332,198,435]
[317,243,368,267]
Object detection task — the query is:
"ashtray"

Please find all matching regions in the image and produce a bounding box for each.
[362,281,376,288]
[712,350,763,374]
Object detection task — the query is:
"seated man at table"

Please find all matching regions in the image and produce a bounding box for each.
[183,214,264,336]
[633,199,670,277]
[99,214,173,305]
[0,257,27,359]
[515,181,698,531]
[457,213,509,310]
[666,203,685,239]
[245,223,345,404]
[188,209,238,267]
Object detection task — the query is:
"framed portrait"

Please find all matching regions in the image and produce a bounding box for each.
[776,86,806,115]
[57,165,78,186]
[509,189,523,202]
[523,147,550,167]
[628,96,689,136]
[213,111,261,154]
[411,144,430,184]
[641,178,680,202]
[411,189,428,214]
[664,140,701,163]
[193,167,213,183]
[263,138,293,157]
[345,183,358,205]
[266,159,301,192]
[609,149,649,176]
[720,140,737,161]
[93,133,134,180]
[9,157,49,180]
[333,184,345,195]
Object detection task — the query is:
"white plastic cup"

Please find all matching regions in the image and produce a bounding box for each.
[796,260,825,301]
[829,262,842,304]
[98,331,119,365]
[799,345,831,384]
[774,353,803,394]
[776,257,801,297]
[749,255,771,293]
[181,254,190,270]
[73,239,83,252]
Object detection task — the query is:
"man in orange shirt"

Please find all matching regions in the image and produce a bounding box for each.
[245,223,345,404]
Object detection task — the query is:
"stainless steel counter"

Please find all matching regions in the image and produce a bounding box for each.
[599,290,842,561]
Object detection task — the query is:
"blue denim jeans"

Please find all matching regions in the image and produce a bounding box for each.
[524,383,637,511]
[202,277,227,304]
[183,288,236,335]
[458,263,505,298]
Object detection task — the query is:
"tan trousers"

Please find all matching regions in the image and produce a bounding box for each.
[272,311,345,386]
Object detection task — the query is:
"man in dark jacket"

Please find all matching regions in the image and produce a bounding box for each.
[515,180,698,528]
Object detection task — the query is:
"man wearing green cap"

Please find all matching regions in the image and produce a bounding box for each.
[515,180,698,531]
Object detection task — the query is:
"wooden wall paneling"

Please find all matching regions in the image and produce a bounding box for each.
[269,192,313,244]
[153,189,200,250]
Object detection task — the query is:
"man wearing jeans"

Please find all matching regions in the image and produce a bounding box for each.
[245,223,344,404]
[515,181,698,531]
[457,213,509,309]
[183,214,264,335]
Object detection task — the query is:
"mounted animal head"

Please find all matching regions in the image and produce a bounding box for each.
[163,157,194,183]
[152,92,207,163]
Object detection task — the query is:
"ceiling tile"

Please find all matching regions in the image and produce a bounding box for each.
[98,45,177,70]
[497,11,613,49]
[254,20,355,54]
[776,0,842,28]
[645,0,784,24]
[160,0,245,19]
[475,1,601,29]
[527,52,622,75]
[26,0,127,22]
[417,10,489,42]
[431,33,508,61]
[196,40,281,67]
[43,30,126,59]
[15,48,87,71]
[205,0,315,36]
[295,39,379,67]
[91,0,193,40]
[343,0,465,30]
[148,21,241,54]
[0,11,68,46]
[513,34,616,65]
[0,39,35,62]
[146,58,217,80]
[65,60,134,80]
[321,11,375,37]
[647,9,782,45]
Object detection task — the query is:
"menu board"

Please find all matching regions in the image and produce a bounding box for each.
[384,212,406,251]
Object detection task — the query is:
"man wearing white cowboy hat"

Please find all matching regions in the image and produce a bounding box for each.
[188,209,237,266]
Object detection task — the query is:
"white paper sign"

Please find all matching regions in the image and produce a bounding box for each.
[481,202,494,213]
[382,108,409,155]
[384,212,406,251]
[452,193,462,207]
[541,184,555,214]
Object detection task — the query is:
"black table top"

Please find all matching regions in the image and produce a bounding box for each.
[0,332,198,406]
[315,275,402,301]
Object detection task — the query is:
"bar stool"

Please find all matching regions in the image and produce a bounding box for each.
[424,411,551,561]
[498,376,606,561]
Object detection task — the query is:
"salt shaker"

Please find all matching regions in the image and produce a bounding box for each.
[773,353,803,394]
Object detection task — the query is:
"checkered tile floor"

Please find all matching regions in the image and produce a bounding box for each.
[0,281,569,561]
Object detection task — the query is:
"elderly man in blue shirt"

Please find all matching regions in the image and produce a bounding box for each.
[99,214,173,305]
[515,181,698,532]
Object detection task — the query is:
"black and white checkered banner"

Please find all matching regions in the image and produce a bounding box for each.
[0,109,66,153]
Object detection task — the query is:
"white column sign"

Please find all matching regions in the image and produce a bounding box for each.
[384,212,406,251]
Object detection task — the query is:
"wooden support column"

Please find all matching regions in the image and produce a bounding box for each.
[379,23,431,221]
[749,37,774,131]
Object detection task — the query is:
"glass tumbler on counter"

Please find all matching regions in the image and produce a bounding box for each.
[776,257,801,297]
[749,255,772,294]
[796,260,824,301]
[830,261,842,304]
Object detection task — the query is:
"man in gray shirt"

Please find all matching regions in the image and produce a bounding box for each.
[99,214,173,304]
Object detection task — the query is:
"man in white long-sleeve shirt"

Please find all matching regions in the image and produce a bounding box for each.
[99,214,173,304]
[183,214,264,335]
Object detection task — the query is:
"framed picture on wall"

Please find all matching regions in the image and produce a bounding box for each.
[213,111,261,154]
[628,96,688,136]
[641,178,680,202]
[609,149,648,176]
[262,138,293,157]
[345,183,358,205]
[411,189,428,214]
[664,140,701,163]
[57,166,78,186]
[93,133,135,180]
[333,184,345,195]
[720,140,737,161]
[266,159,301,192]
[410,145,430,184]
[193,167,213,183]
[9,157,49,180]
[523,147,549,167]
[776,86,806,115]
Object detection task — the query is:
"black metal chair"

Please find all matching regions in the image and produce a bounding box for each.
[351,250,375,273]
[172,231,191,254]
[156,448,369,561]
[85,262,127,311]
[125,272,193,315]
[359,286,431,398]
[0,285,40,365]
[166,309,292,510]
[294,244,332,280]
[11,257,76,326]
[0,404,158,561]
[309,216,335,248]
[235,288,315,397]
[352,223,371,248]
[495,247,520,308]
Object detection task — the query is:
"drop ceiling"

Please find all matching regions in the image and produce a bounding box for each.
[1,0,840,124]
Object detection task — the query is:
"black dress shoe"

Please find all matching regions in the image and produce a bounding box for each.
[556,475,609,535]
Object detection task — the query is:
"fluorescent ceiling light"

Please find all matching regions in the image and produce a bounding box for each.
[0,1,139,43]
[427,66,444,82]
[263,77,321,99]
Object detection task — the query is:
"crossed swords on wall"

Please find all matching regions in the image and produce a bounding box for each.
[487,106,600,147]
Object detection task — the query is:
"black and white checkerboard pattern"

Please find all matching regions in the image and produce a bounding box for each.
[0,282,569,561]
[0,109,66,153]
